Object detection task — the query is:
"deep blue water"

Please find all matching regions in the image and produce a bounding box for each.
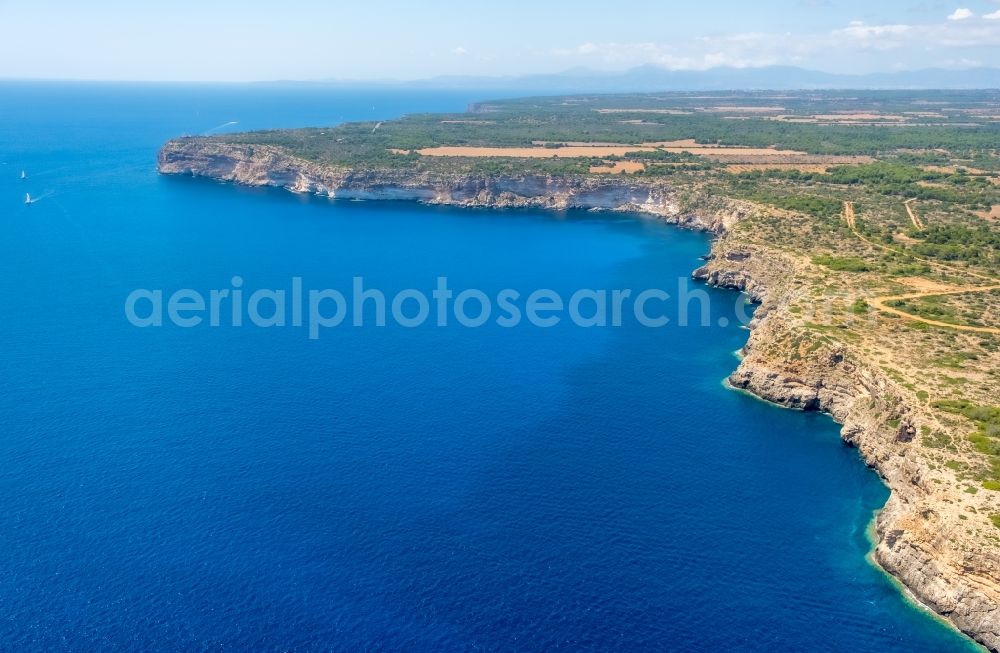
[0,82,978,651]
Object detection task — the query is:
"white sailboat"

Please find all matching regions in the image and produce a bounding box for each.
[25,193,31,205]
[20,170,26,180]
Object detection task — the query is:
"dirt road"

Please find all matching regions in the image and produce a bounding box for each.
[840,201,998,333]
[904,199,925,230]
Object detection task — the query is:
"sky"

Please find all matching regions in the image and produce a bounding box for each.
[1,0,999,81]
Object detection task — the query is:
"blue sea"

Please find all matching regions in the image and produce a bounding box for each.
[0,82,978,651]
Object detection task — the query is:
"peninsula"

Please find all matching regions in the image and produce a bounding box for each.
[159,90,1000,650]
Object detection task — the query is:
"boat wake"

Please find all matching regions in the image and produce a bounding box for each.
[25,191,54,204]
[204,121,239,135]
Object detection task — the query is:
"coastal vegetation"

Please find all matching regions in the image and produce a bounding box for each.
[812,255,872,272]
[932,400,1000,496]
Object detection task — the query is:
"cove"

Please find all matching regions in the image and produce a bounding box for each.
[0,82,979,651]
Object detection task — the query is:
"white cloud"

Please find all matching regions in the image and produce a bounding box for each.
[837,22,912,37]
[985,10,1000,19]
[940,57,984,67]
[834,16,1000,49]
[554,41,779,70]
[450,46,468,56]
[947,8,973,20]
[554,14,1000,73]
[832,22,913,50]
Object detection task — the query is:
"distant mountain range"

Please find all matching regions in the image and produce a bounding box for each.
[338,65,999,92]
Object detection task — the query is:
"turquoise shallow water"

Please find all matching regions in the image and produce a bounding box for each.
[0,82,980,650]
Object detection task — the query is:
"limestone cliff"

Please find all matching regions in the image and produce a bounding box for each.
[159,139,685,217]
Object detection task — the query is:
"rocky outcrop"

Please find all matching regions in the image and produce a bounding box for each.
[158,137,999,651]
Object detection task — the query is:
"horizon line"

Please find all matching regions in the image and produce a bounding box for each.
[0,63,999,87]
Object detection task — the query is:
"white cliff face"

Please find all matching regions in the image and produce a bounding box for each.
[159,137,999,651]
[157,140,698,220]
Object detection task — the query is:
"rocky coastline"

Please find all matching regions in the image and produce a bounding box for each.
[696,245,1000,651]
[158,138,999,651]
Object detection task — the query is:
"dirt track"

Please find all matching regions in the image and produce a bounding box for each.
[840,201,998,333]
[844,200,857,229]
[869,287,1000,335]
[904,199,925,230]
